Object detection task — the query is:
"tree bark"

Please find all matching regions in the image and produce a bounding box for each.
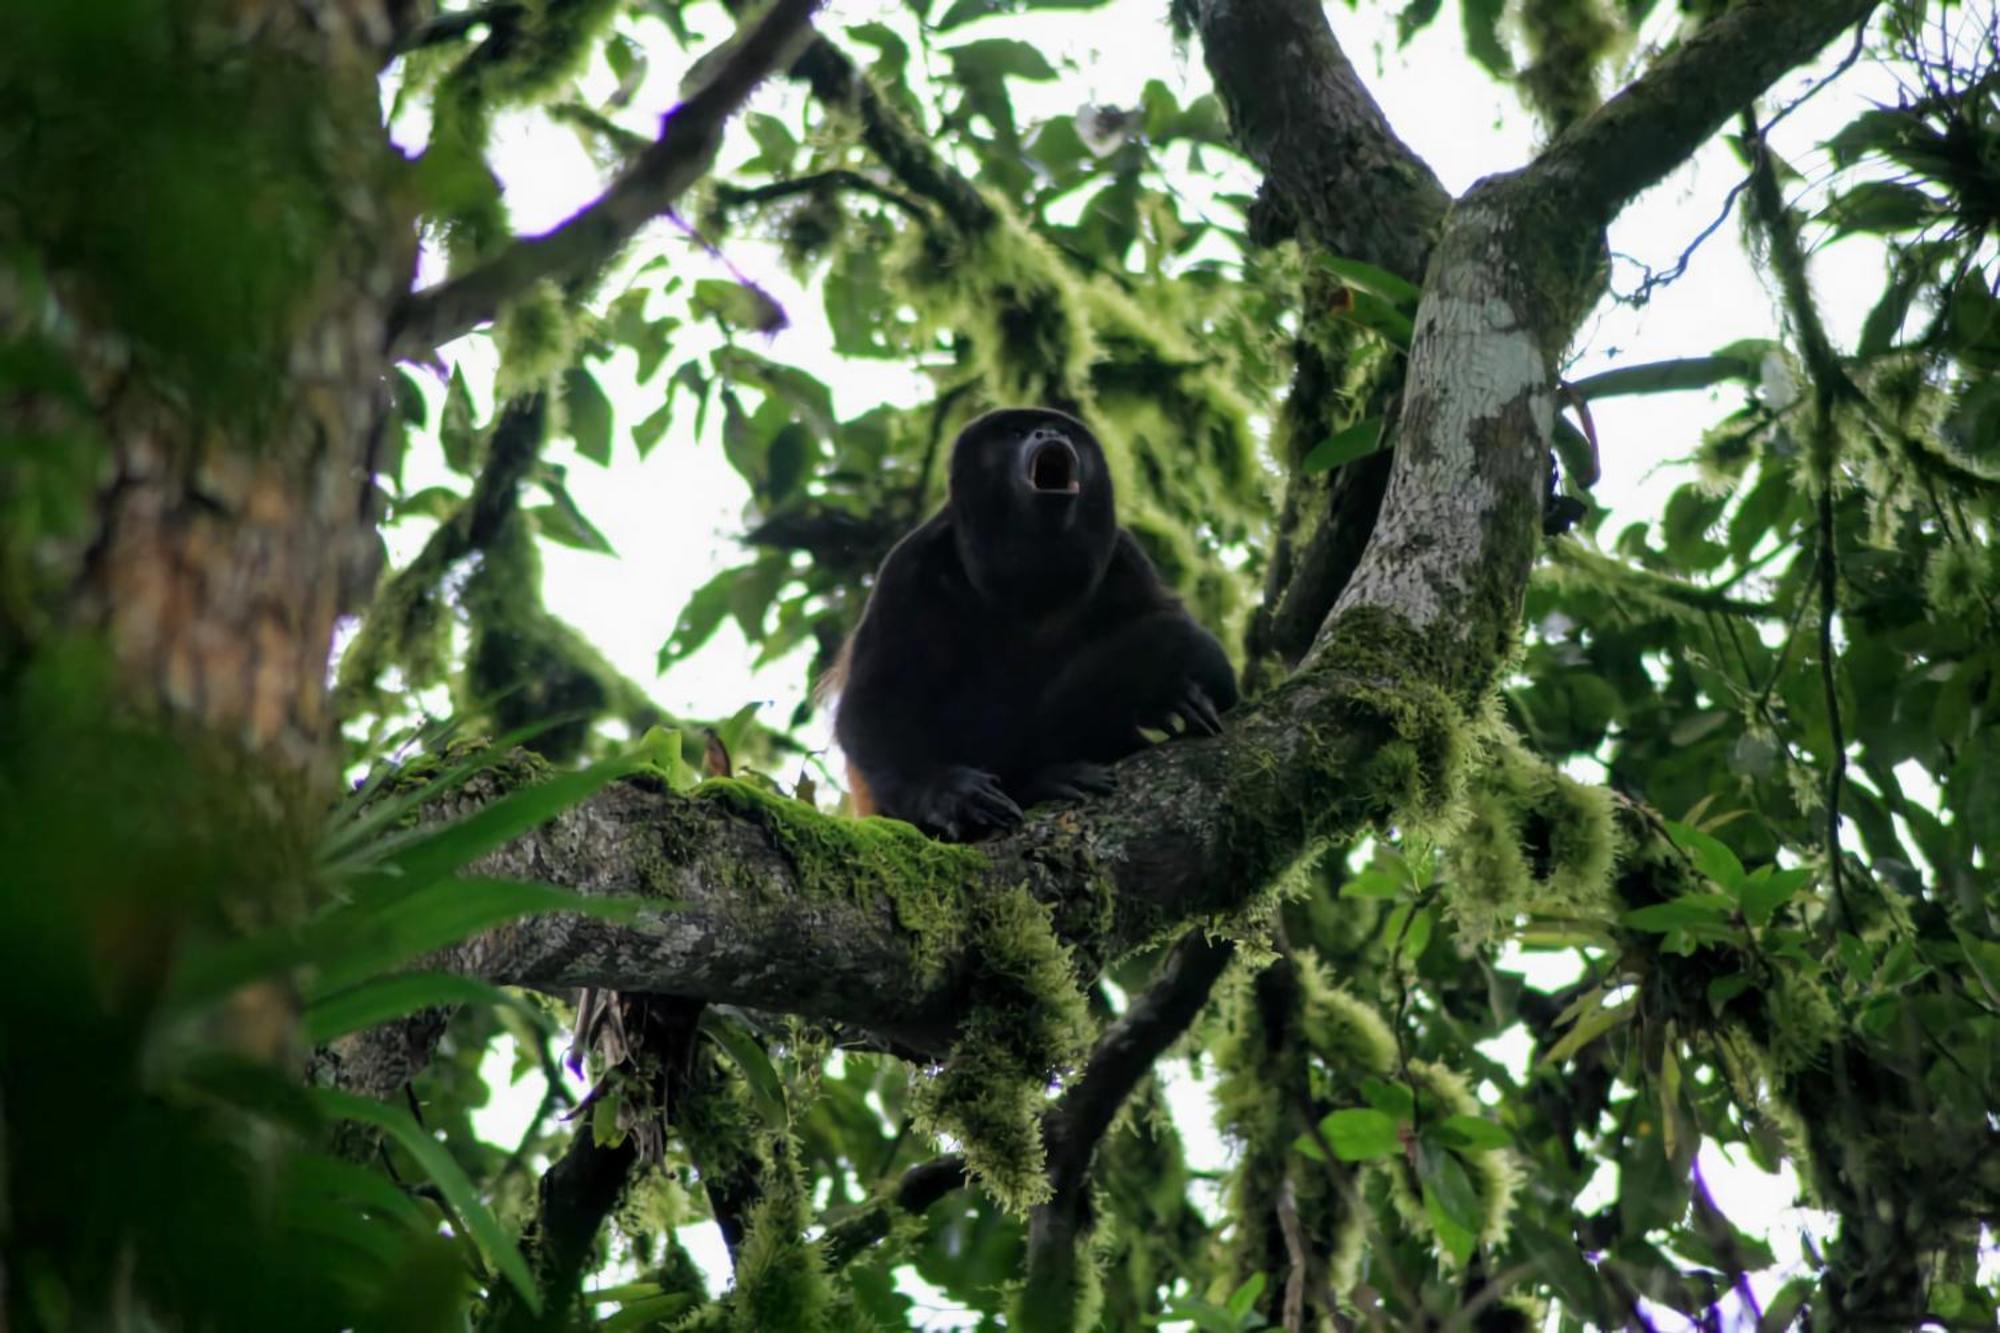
[1,3,408,777]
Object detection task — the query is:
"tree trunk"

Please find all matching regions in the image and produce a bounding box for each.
[2,1,410,782]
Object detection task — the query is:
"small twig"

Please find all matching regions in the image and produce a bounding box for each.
[1691,1159,1767,1325]
[714,169,931,221]
[390,0,823,360]
[1275,1176,1310,1332]
[1742,109,1859,929]
[391,2,527,58]
[818,1154,968,1270]
[1616,176,1754,306]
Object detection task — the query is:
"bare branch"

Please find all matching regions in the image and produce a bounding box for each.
[819,1155,968,1271]
[1019,934,1236,1326]
[713,169,931,222]
[388,0,823,361]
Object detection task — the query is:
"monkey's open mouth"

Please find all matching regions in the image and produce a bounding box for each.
[1026,438,1081,494]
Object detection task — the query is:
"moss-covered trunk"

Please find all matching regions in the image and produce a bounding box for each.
[1,0,408,781]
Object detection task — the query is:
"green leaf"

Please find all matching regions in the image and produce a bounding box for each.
[1417,1140,1481,1264]
[1540,997,1635,1066]
[376,755,636,890]
[560,368,613,465]
[944,38,1059,83]
[1225,1273,1266,1323]
[692,278,786,333]
[1662,819,1746,890]
[1311,1107,1402,1162]
[600,1293,698,1332]
[1706,972,1751,1015]
[1821,181,1942,236]
[1460,0,1511,75]
[304,879,646,999]
[1740,865,1812,927]
[1361,1076,1415,1123]
[1621,894,1735,932]
[314,1088,541,1313]
[1570,355,1760,400]
[1760,1277,1816,1332]
[1395,0,1445,46]
[1432,1114,1511,1151]
[631,402,671,458]
[301,972,551,1044]
[660,567,736,667]
[704,1013,789,1129]
[287,1154,433,1236]
[531,479,615,554]
[743,112,796,173]
[1302,418,1385,474]
[1321,256,1421,309]
[440,365,479,475]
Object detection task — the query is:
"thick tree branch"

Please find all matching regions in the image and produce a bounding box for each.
[388,0,822,361]
[1533,0,1880,227]
[1020,933,1237,1329]
[415,0,1884,1105]
[1193,0,1448,277]
[1195,0,1451,670]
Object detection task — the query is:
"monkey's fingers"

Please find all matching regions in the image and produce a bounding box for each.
[1024,761,1116,804]
[1179,682,1224,736]
[953,767,1025,826]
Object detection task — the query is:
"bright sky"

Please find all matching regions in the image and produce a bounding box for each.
[389,1,1923,1326]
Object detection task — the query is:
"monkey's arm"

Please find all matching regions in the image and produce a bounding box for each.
[1033,534,1238,770]
[833,524,1024,839]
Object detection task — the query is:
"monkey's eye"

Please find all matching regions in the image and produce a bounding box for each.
[1024,434,1081,494]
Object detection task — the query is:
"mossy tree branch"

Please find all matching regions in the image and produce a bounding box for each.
[387,0,823,361]
[416,0,1885,1054]
[1194,0,1452,672]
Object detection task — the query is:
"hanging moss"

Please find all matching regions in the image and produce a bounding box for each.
[1520,0,1622,134]
[1444,730,1623,944]
[1295,961,1398,1076]
[1377,1060,1521,1265]
[730,1135,832,1333]
[493,279,579,397]
[917,883,1095,1212]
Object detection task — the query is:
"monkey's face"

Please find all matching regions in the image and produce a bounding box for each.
[948,407,1116,609]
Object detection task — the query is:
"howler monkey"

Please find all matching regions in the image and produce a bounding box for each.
[829,407,1238,840]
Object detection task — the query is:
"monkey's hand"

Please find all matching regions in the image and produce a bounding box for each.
[909,766,1023,840]
[1143,679,1225,740]
[1019,760,1117,806]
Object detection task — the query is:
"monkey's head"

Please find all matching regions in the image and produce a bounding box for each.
[947,407,1116,611]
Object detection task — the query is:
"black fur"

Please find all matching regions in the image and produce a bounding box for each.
[832,407,1238,840]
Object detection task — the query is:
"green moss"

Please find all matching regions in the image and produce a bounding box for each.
[1762,970,1840,1077]
[692,778,986,980]
[731,1136,831,1333]
[1520,0,1621,133]
[1295,960,1397,1075]
[493,279,577,396]
[919,884,1094,1212]
[1444,731,1623,944]
[1377,1060,1521,1265]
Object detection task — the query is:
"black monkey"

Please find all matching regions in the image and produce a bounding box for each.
[828,407,1238,840]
